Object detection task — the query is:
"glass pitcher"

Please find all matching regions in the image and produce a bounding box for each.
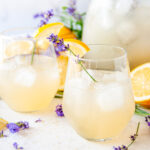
[83,0,150,69]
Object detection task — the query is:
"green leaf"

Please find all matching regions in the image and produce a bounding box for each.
[62,6,68,10]
[81,12,86,16]
[135,104,150,117]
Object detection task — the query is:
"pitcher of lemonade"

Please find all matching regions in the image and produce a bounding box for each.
[83,0,150,69]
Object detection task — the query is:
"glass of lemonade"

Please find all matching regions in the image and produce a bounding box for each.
[0,28,59,112]
[63,45,135,141]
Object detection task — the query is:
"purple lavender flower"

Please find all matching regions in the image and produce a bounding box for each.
[47,34,69,56]
[113,145,128,150]
[47,33,58,44]
[13,142,23,150]
[39,20,47,27]
[7,121,29,133]
[55,104,64,117]
[7,123,20,133]
[35,118,42,123]
[66,0,82,21]
[69,0,76,6]
[34,9,54,27]
[67,7,76,15]
[130,134,137,141]
[145,115,150,126]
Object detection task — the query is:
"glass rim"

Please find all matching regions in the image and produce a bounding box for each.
[68,44,127,62]
[0,27,37,40]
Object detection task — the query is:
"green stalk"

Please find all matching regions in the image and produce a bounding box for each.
[70,19,73,31]
[68,48,97,82]
[31,42,36,65]
[80,20,83,40]
[127,122,140,148]
[55,91,64,99]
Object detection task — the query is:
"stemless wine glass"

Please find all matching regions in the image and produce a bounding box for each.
[63,45,135,141]
[0,28,59,112]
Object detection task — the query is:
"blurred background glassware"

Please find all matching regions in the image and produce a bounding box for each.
[63,45,135,141]
[83,0,150,69]
[0,28,59,112]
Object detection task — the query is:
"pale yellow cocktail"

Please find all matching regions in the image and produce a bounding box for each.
[63,45,135,140]
[0,55,59,112]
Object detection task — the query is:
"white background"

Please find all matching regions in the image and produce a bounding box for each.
[0,0,91,31]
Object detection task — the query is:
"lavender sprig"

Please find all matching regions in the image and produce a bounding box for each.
[61,0,85,40]
[34,9,54,27]
[113,122,140,150]
[145,116,150,127]
[47,34,97,82]
[13,142,24,150]
[55,104,64,117]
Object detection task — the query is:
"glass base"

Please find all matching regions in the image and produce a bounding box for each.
[86,137,112,142]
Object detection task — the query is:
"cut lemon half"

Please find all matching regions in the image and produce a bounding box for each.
[5,40,34,57]
[58,39,90,90]
[131,63,150,106]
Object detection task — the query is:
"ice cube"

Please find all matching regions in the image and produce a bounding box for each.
[81,69,104,82]
[116,21,138,45]
[66,77,91,90]
[96,82,125,111]
[14,66,36,87]
[14,55,27,65]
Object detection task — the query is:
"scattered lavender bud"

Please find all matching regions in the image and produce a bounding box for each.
[13,142,24,150]
[7,123,20,133]
[16,121,29,130]
[7,121,29,133]
[113,145,128,150]
[145,115,150,126]
[55,104,64,117]
[35,118,42,123]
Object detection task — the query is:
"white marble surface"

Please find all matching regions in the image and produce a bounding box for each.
[0,99,150,150]
[0,0,91,31]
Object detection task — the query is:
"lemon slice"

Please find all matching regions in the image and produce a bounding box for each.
[131,63,150,107]
[64,39,90,57]
[35,22,64,38]
[5,40,34,57]
[0,118,8,131]
[58,27,76,39]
